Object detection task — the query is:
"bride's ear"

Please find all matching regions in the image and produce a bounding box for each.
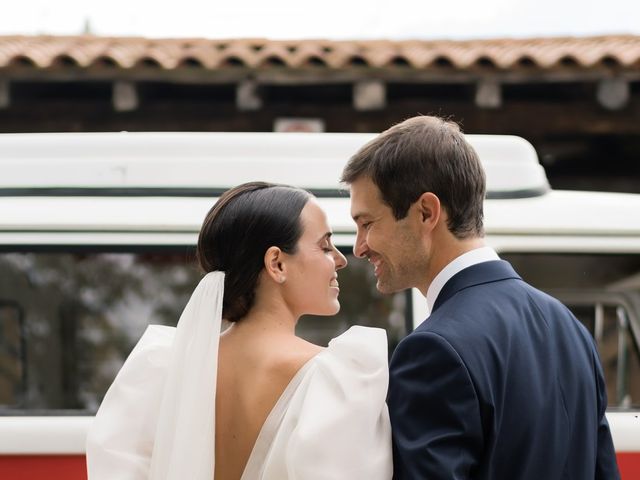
[264,246,286,284]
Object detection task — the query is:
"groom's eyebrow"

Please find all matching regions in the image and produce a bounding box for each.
[352,213,370,223]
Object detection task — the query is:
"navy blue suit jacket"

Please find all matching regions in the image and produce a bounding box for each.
[388,260,620,479]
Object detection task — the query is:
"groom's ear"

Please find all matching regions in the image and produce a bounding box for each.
[264,246,286,283]
[415,192,441,233]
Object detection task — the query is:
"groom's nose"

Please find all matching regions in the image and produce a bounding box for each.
[353,230,368,259]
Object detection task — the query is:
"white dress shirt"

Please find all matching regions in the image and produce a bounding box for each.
[424,246,500,319]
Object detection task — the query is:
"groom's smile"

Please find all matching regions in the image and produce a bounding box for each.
[348,176,429,294]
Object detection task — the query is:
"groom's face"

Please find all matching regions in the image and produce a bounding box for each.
[349,176,427,294]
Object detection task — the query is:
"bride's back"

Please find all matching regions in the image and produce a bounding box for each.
[195,183,345,479]
[214,329,321,480]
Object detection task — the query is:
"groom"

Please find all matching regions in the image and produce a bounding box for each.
[341,116,620,479]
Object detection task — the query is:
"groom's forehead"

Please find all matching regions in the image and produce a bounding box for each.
[349,177,384,202]
[350,180,388,216]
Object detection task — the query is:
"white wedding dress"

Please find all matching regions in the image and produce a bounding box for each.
[86,272,393,480]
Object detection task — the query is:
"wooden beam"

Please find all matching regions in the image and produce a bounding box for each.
[3,65,640,86]
[597,78,630,110]
[112,81,138,112]
[236,80,262,111]
[475,80,502,109]
[353,80,386,111]
[0,81,9,109]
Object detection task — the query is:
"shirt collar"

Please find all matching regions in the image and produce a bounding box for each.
[425,246,500,317]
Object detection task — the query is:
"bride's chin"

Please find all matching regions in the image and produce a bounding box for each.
[316,303,341,316]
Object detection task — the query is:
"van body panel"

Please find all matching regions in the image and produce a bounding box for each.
[3,191,640,237]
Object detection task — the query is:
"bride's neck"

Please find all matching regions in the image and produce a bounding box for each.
[227,301,298,337]
[227,281,300,336]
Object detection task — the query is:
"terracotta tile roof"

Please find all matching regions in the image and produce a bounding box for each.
[0,35,639,71]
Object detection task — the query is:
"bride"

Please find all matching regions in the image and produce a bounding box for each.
[86,182,393,480]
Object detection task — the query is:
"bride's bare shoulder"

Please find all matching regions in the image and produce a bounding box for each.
[218,329,322,379]
[269,336,323,379]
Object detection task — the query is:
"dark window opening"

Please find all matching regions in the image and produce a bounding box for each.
[10,82,112,105]
[387,83,475,102]
[136,82,236,104]
[502,82,594,103]
[264,84,352,105]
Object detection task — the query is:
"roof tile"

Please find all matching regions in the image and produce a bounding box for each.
[0,34,639,73]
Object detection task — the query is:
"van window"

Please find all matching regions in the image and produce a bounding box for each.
[0,247,409,414]
[0,301,25,408]
[501,252,640,409]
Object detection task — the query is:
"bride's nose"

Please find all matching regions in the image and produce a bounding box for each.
[334,249,348,270]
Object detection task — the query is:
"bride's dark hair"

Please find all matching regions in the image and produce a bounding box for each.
[197,181,311,322]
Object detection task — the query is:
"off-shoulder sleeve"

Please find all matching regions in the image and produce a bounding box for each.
[279,326,393,479]
[86,325,174,480]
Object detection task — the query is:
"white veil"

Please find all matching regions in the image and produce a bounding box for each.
[148,271,225,480]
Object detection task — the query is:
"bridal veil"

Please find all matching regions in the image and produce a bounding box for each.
[86,271,224,480]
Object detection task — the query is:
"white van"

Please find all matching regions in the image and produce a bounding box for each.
[0,132,639,478]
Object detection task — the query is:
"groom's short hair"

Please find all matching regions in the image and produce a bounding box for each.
[341,115,486,239]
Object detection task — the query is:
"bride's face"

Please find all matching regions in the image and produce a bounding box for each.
[281,199,347,317]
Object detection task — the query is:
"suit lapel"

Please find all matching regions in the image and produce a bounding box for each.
[432,260,522,313]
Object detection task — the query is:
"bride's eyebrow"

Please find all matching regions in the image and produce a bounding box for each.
[317,232,333,243]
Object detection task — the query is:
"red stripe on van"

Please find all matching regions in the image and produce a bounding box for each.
[618,452,640,479]
[0,455,86,480]
[0,453,638,479]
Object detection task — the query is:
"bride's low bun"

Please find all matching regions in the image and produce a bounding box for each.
[196,182,311,322]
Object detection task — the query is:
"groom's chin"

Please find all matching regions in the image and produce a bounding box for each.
[375,279,393,295]
[376,279,405,295]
